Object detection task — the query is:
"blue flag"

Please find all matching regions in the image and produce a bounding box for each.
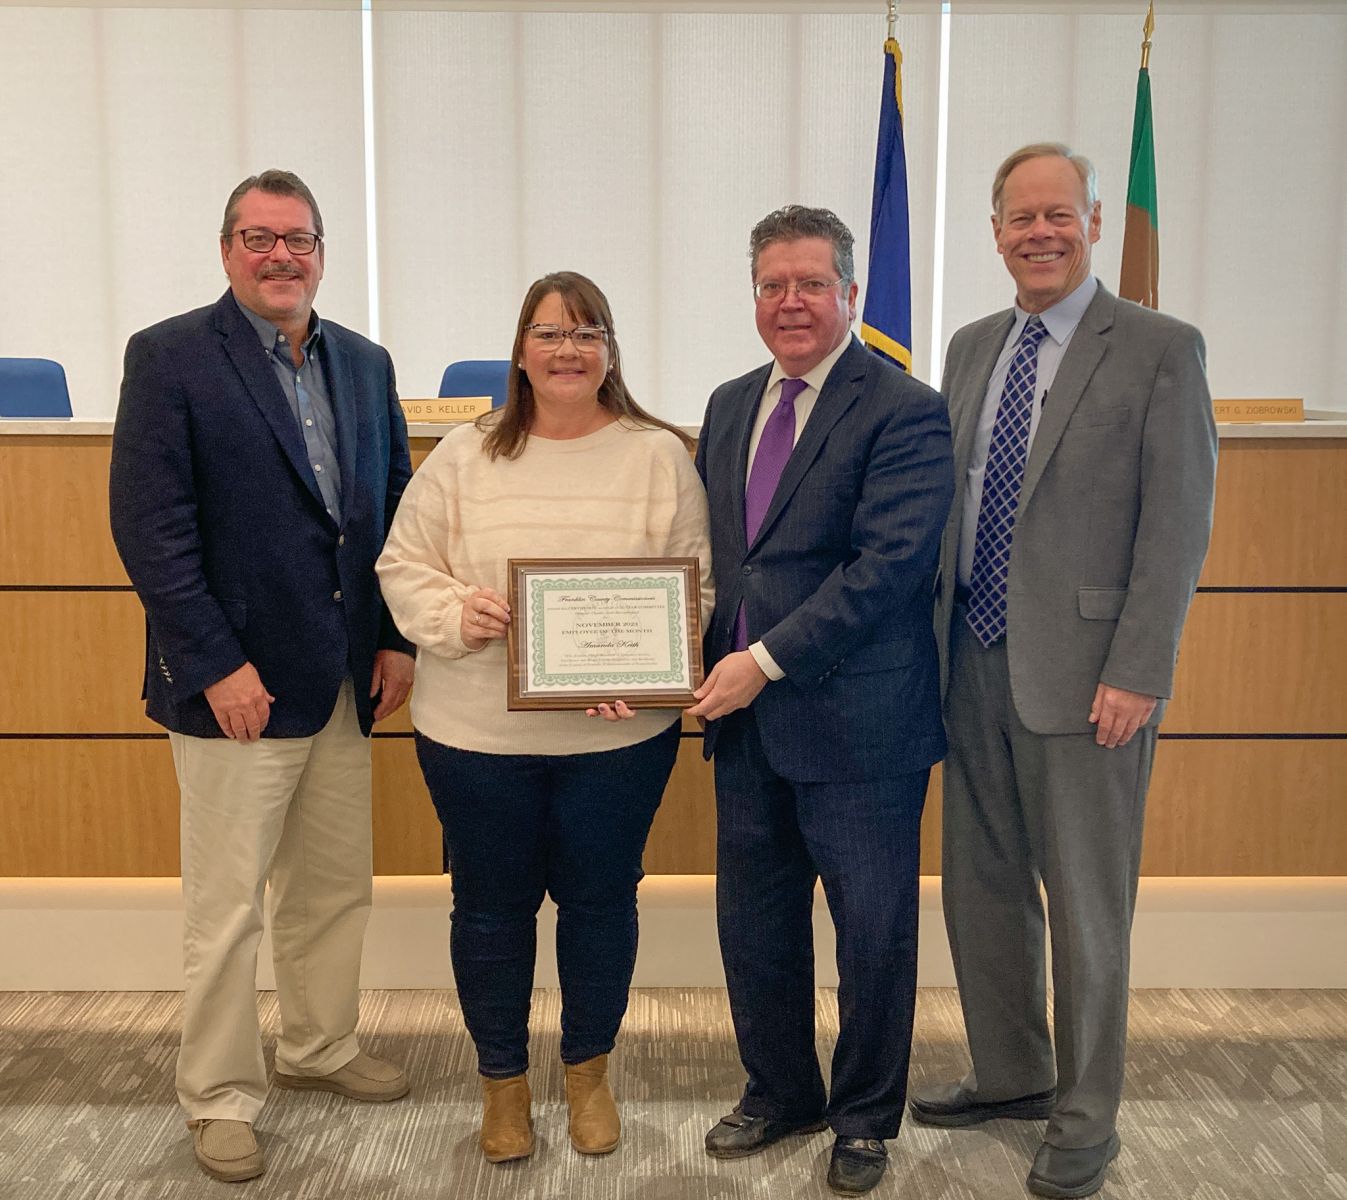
[861,37,913,373]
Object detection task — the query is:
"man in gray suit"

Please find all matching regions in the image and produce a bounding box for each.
[908,143,1217,1199]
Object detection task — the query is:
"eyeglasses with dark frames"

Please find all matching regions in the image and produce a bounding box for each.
[231,228,323,255]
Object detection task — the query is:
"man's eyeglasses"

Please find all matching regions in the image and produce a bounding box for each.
[232,228,323,255]
[524,324,608,350]
[753,278,845,302]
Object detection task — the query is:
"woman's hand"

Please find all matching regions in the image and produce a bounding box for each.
[460,586,510,649]
[585,700,637,722]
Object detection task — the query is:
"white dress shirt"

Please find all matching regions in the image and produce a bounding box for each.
[744,335,853,680]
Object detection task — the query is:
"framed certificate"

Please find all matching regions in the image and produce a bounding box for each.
[506,558,704,711]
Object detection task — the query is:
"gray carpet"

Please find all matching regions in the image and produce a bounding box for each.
[1,988,1344,1199]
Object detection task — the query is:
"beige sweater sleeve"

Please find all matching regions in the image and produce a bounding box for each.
[375,436,480,660]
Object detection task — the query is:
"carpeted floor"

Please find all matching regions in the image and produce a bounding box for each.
[1,988,1344,1199]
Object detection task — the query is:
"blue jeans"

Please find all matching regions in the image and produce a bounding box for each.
[415,723,680,1077]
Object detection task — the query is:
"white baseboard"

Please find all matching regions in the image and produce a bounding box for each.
[1,875,1344,991]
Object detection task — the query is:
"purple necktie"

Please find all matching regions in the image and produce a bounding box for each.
[734,377,807,650]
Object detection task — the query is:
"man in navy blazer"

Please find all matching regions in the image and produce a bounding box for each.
[110,170,414,1183]
[690,206,953,1195]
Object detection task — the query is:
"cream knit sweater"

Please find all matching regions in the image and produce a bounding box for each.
[376,418,713,755]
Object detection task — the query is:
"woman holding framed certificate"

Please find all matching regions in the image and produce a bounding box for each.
[376,272,712,1165]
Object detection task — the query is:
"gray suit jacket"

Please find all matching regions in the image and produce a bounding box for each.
[936,283,1218,735]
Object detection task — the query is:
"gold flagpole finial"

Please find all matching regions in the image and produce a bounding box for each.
[887,0,897,43]
[1140,1,1155,70]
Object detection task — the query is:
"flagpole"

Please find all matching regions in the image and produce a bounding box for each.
[1140,1,1154,70]
[1120,0,1160,308]
[862,0,914,372]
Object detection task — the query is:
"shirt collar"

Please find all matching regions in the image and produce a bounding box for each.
[1009,274,1098,346]
[766,333,853,396]
[234,294,323,357]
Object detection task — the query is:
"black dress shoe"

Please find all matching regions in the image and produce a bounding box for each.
[908,1081,1055,1128]
[704,1107,829,1159]
[1026,1132,1121,1198]
[826,1137,887,1196]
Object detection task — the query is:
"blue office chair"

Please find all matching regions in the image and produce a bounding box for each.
[438,359,511,408]
[0,358,73,418]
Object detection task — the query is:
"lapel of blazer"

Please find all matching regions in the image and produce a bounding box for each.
[747,337,865,554]
[213,291,326,513]
[951,312,1015,480]
[321,326,359,529]
[1020,284,1114,511]
[728,364,772,558]
[941,312,1013,581]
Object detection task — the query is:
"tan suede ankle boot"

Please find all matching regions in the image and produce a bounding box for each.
[564,1054,620,1154]
[480,1074,533,1163]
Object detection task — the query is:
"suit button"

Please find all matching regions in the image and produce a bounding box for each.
[742,565,752,576]
[338,534,345,547]
[333,590,343,601]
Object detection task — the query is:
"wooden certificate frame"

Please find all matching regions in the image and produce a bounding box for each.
[506,557,704,711]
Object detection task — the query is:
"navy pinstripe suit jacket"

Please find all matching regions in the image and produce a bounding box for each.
[696,337,954,783]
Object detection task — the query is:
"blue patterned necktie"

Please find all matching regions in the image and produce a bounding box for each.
[733,377,807,651]
[965,315,1050,647]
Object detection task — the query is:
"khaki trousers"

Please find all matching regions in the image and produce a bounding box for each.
[169,679,373,1122]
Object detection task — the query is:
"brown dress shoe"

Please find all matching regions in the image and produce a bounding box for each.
[564,1054,620,1154]
[480,1074,534,1163]
[273,1050,410,1102]
[188,1118,264,1182]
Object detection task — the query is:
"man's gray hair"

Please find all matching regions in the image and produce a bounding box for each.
[991,143,1098,216]
[749,205,855,282]
[220,169,325,239]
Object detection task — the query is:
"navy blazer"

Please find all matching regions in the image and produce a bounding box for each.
[110,291,413,738]
[696,337,953,782]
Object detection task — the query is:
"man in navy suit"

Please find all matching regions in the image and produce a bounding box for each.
[110,170,414,1183]
[690,205,953,1195]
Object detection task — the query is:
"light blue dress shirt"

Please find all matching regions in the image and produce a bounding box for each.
[236,297,343,524]
[956,274,1098,587]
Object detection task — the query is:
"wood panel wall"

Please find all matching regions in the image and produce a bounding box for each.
[2,434,1343,877]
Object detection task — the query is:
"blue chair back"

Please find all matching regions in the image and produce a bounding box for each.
[0,358,73,418]
[438,360,510,408]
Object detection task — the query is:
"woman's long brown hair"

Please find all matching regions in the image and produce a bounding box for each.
[480,270,694,461]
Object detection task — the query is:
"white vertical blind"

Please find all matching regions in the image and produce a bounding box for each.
[1166,13,1347,409]
[940,10,1347,407]
[0,5,366,413]
[1,3,1344,417]
[373,10,942,419]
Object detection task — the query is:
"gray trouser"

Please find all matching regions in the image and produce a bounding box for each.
[941,614,1156,1149]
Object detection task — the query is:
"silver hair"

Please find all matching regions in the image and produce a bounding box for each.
[991,143,1098,215]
